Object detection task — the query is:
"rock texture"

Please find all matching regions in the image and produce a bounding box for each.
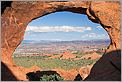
[1,1,121,81]
[79,64,93,80]
[80,52,102,60]
[49,51,76,59]
[52,68,78,80]
[85,50,121,81]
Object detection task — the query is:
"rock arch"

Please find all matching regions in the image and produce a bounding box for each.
[1,1,120,81]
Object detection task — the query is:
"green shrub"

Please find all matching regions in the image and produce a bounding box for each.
[40,74,64,81]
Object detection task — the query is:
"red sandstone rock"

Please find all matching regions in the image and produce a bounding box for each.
[79,64,93,80]
[49,51,76,59]
[81,52,102,60]
[60,51,76,59]
[1,1,120,81]
[52,68,78,80]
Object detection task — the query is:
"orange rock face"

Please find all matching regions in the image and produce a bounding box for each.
[60,51,76,59]
[52,68,78,80]
[79,64,93,80]
[49,51,76,59]
[52,65,93,81]
[1,63,41,81]
[81,52,102,60]
[1,1,121,81]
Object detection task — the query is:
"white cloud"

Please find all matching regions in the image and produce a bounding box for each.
[26,26,92,32]
[81,33,109,39]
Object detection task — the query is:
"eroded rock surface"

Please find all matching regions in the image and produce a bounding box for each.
[85,50,121,81]
[1,1,121,81]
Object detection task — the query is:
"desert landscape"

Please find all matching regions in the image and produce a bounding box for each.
[12,39,109,80]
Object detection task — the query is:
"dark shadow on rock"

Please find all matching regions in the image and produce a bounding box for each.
[1,1,13,14]
[1,62,18,81]
[74,74,82,81]
[26,70,61,81]
[84,49,121,81]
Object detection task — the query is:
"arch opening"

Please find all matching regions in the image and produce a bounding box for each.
[12,11,110,80]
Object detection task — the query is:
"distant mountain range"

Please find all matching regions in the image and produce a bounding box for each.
[22,40,60,43]
[22,39,110,45]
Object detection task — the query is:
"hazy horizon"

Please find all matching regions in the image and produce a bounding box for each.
[23,38,110,41]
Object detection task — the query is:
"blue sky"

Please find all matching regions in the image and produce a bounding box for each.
[24,11,110,41]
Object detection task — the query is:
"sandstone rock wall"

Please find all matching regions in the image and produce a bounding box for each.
[1,1,121,81]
